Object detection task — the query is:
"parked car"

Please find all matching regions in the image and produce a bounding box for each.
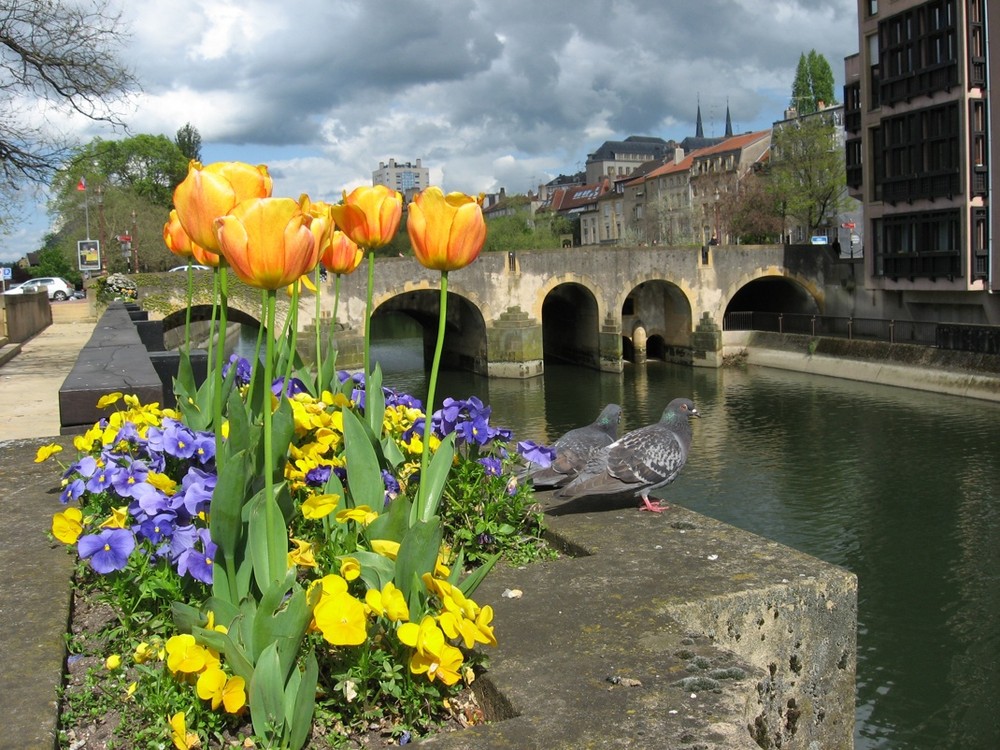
[3,276,75,300]
[168,264,210,272]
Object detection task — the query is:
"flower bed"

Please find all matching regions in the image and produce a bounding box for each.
[43,170,559,749]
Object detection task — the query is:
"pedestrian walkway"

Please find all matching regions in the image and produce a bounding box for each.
[0,300,98,440]
[0,299,97,750]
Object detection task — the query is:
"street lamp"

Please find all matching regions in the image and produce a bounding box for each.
[131,210,138,273]
[713,188,721,245]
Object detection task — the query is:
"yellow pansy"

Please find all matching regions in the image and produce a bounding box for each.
[340,556,361,581]
[288,538,318,569]
[301,493,340,520]
[100,505,130,529]
[370,539,400,560]
[96,392,123,409]
[34,444,63,463]
[105,653,122,670]
[335,505,378,526]
[313,591,368,646]
[52,507,83,545]
[365,581,409,623]
[169,711,201,750]
[165,633,210,675]
[196,665,247,713]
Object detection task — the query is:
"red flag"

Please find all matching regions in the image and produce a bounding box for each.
[76,177,86,191]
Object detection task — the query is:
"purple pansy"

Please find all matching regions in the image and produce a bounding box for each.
[77,528,135,574]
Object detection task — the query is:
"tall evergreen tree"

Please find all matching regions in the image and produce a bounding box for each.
[791,53,814,114]
[175,123,202,163]
[790,50,838,114]
[807,50,836,108]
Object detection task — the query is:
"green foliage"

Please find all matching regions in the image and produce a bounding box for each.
[175,123,203,163]
[483,207,570,252]
[767,115,851,234]
[790,49,837,114]
[439,458,552,568]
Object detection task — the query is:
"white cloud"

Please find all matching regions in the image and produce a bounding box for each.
[1,0,860,263]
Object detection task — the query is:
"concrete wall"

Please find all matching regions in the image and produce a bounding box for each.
[1,292,52,343]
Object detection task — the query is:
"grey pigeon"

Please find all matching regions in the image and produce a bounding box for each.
[526,404,622,488]
[554,398,699,512]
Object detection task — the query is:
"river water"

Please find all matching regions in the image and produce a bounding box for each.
[365,332,1000,750]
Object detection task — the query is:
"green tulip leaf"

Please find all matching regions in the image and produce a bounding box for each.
[365,494,411,543]
[342,405,385,509]
[394,519,442,606]
[249,643,286,744]
[287,652,319,750]
[415,431,456,525]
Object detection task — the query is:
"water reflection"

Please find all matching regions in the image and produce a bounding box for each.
[369,332,1000,750]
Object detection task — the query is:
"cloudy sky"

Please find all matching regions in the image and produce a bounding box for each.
[3,0,860,263]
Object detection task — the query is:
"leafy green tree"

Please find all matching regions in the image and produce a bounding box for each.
[46,134,194,274]
[767,115,851,235]
[175,123,202,163]
[55,135,188,207]
[725,170,785,244]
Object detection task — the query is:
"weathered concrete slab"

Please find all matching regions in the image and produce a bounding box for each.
[58,304,164,433]
[0,436,76,750]
[421,492,857,749]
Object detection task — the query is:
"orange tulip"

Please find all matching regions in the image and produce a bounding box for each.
[329,185,402,249]
[190,242,222,268]
[321,230,364,275]
[163,209,196,260]
[407,187,486,271]
[214,197,318,290]
[173,160,272,253]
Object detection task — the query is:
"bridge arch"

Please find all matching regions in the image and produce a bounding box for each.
[372,289,488,375]
[723,268,823,318]
[619,277,696,363]
[540,281,602,368]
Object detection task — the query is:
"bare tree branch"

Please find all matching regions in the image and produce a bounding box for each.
[0,0,138,185]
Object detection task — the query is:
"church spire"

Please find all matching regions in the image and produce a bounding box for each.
[725,99,733,137]
[695,95,704,138]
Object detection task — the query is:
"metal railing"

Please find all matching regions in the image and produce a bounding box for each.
[723,311,951,348]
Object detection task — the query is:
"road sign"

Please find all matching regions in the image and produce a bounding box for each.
[1,267,10,280]
[842,222,856,229]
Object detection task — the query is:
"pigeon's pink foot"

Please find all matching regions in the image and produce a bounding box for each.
[639,496,667,513]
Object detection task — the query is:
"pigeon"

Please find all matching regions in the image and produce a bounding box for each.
[525,404,622,488]
[554,397,699,512]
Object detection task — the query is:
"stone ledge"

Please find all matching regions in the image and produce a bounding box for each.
[420,493,856,749]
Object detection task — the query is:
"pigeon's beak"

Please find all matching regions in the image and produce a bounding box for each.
[690,408,701,418]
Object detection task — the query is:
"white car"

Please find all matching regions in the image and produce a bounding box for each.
[3,276,75,300]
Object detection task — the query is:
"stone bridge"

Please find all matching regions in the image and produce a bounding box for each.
[153,244,842,378]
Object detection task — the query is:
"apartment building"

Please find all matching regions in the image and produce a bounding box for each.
[845,0,996,315]
[371,158,429,199]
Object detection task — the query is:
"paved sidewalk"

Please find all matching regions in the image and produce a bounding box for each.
[0,300,97,440]
[0,300,97,750]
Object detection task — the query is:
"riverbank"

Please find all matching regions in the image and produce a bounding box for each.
[723,330,1000,402]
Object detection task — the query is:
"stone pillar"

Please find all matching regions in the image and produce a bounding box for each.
[598,312,623,373]
[691,311,723,368]
[486,306,543,379]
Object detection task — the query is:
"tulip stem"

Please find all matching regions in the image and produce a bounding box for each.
[215,265,229,454]
[184,265,193,354]
[314,265,322,390]
[418,271,449,515]
[249,290,266,398]
[364,250,374,382]
[284,282,299,393]
[328,274,342,363]
[263,289,280,579]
